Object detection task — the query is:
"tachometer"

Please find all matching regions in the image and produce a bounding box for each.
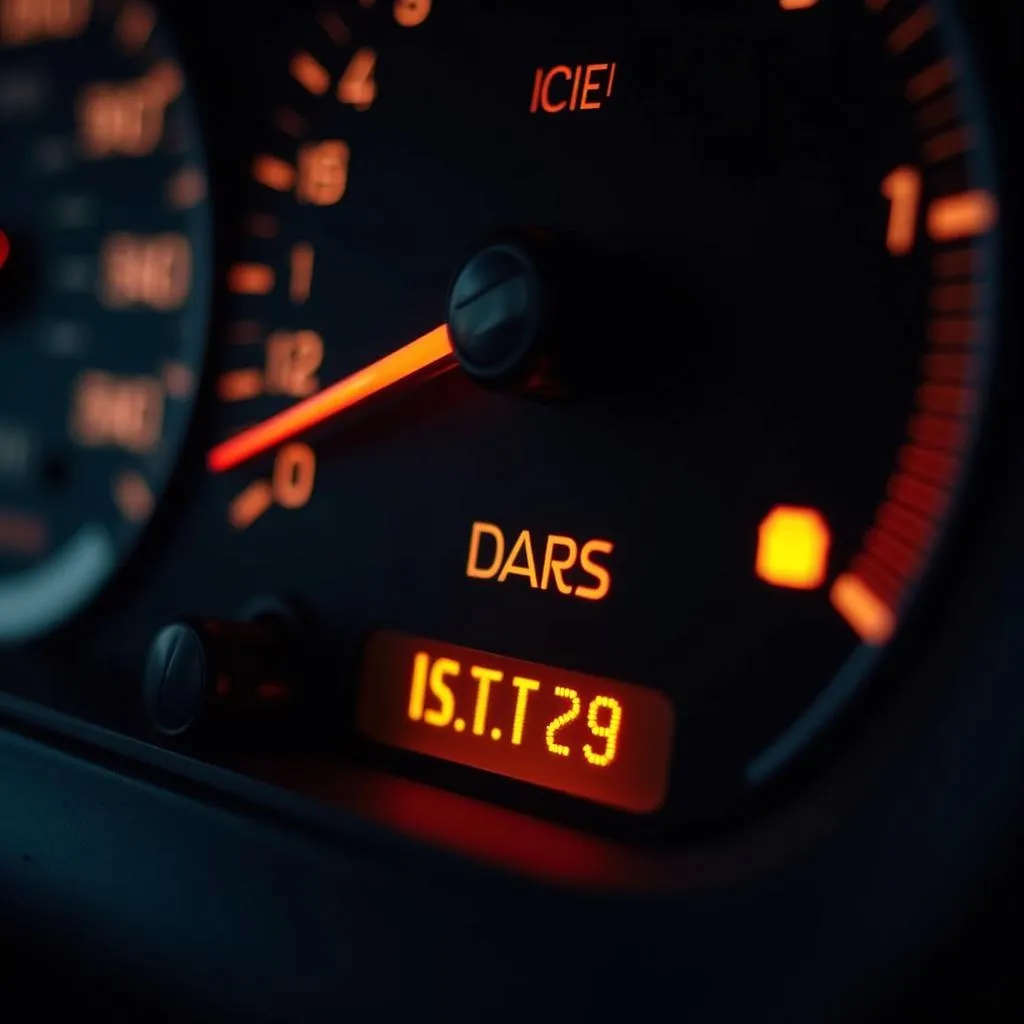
[206,0,1001,834]
[0,0,210,642]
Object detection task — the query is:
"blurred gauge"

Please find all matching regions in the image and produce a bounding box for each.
[0,0,210,642]
[205,0,1000,834]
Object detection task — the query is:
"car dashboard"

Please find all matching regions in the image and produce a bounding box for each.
[0,0,1020,1019]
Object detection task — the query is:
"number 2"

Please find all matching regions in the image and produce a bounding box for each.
[545,686,580,756]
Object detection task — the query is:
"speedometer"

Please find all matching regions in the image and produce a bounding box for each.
[203,0,1001,833]
[0,0,209,642]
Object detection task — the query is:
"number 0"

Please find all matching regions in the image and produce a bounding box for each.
[272,443,316,508]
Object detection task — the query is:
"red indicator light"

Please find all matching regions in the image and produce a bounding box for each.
[358,631,675,814]
[756,506,831,590]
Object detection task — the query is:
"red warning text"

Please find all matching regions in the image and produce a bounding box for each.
[530,62,617,114]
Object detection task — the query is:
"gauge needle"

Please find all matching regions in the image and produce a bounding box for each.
[207,324,455,473]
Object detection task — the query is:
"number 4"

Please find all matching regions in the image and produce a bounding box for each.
[338,48,377,111]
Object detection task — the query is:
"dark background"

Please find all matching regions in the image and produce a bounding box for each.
[1,0,1021,1018]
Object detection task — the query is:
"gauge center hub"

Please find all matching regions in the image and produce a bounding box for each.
[447,240,543,387]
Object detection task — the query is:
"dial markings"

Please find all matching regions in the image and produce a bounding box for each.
[915,94,958,132]
[900,445,957,486]
[922,351,971,384]
[906,58,954,103]
[229,480,274,530]
[318,8,350,45]
[927,317,976,346]
[166,166,207,209]
[218,369,264,402]
[886,6,935,55]
[927,191,998,241]
[908,413,966,452]
[393,0,431,28]
[932,248,975,278]
[290,51,330,96]
[853,551,903,607]
[889,472,943,520]
[877,501,935,550]
[113,470,154,523]
[924,126,970,164]
[929,283,975,314]
[227,262,275,295]
[866,526,918,579]
[830,573,895,646]
[115,2,156,53]
[916,382,973,416]
[0,510,48,557]
[289,242,314,303]
[162,360,196,398]
[274,106,307,138]
[245,213,279,239]
[226,320,264,344]
[253,154,296,192]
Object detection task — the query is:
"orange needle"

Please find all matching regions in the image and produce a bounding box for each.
[207,324,455,473]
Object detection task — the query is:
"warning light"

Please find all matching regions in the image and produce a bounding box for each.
[756,506,830,590]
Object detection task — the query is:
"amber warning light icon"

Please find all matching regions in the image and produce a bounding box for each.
[530,62,617,114]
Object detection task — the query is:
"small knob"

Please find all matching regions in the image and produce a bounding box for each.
[447,229,609,396]
[144,612,294,737]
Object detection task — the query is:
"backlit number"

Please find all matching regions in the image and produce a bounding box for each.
[583,696,622,767]
[407,651,429,721]
[77,63,182,158]
[70,371,164,453]
[545,686,581,757]
[272,443,315,509]
[100,232,191,310]
[338,48,377,111]
[881,166,922,256]
[1,0,90,45]
[265,330,323,397]
[393,0,430,28]
[296,140,349,206]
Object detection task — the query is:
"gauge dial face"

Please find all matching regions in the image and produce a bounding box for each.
[0,0,210,642]
[210,0,1000,831]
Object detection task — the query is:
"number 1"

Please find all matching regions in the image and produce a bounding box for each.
[882,166,922,256]
[408,651,429,721]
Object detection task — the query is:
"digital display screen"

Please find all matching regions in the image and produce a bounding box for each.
[358,631,675,813]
